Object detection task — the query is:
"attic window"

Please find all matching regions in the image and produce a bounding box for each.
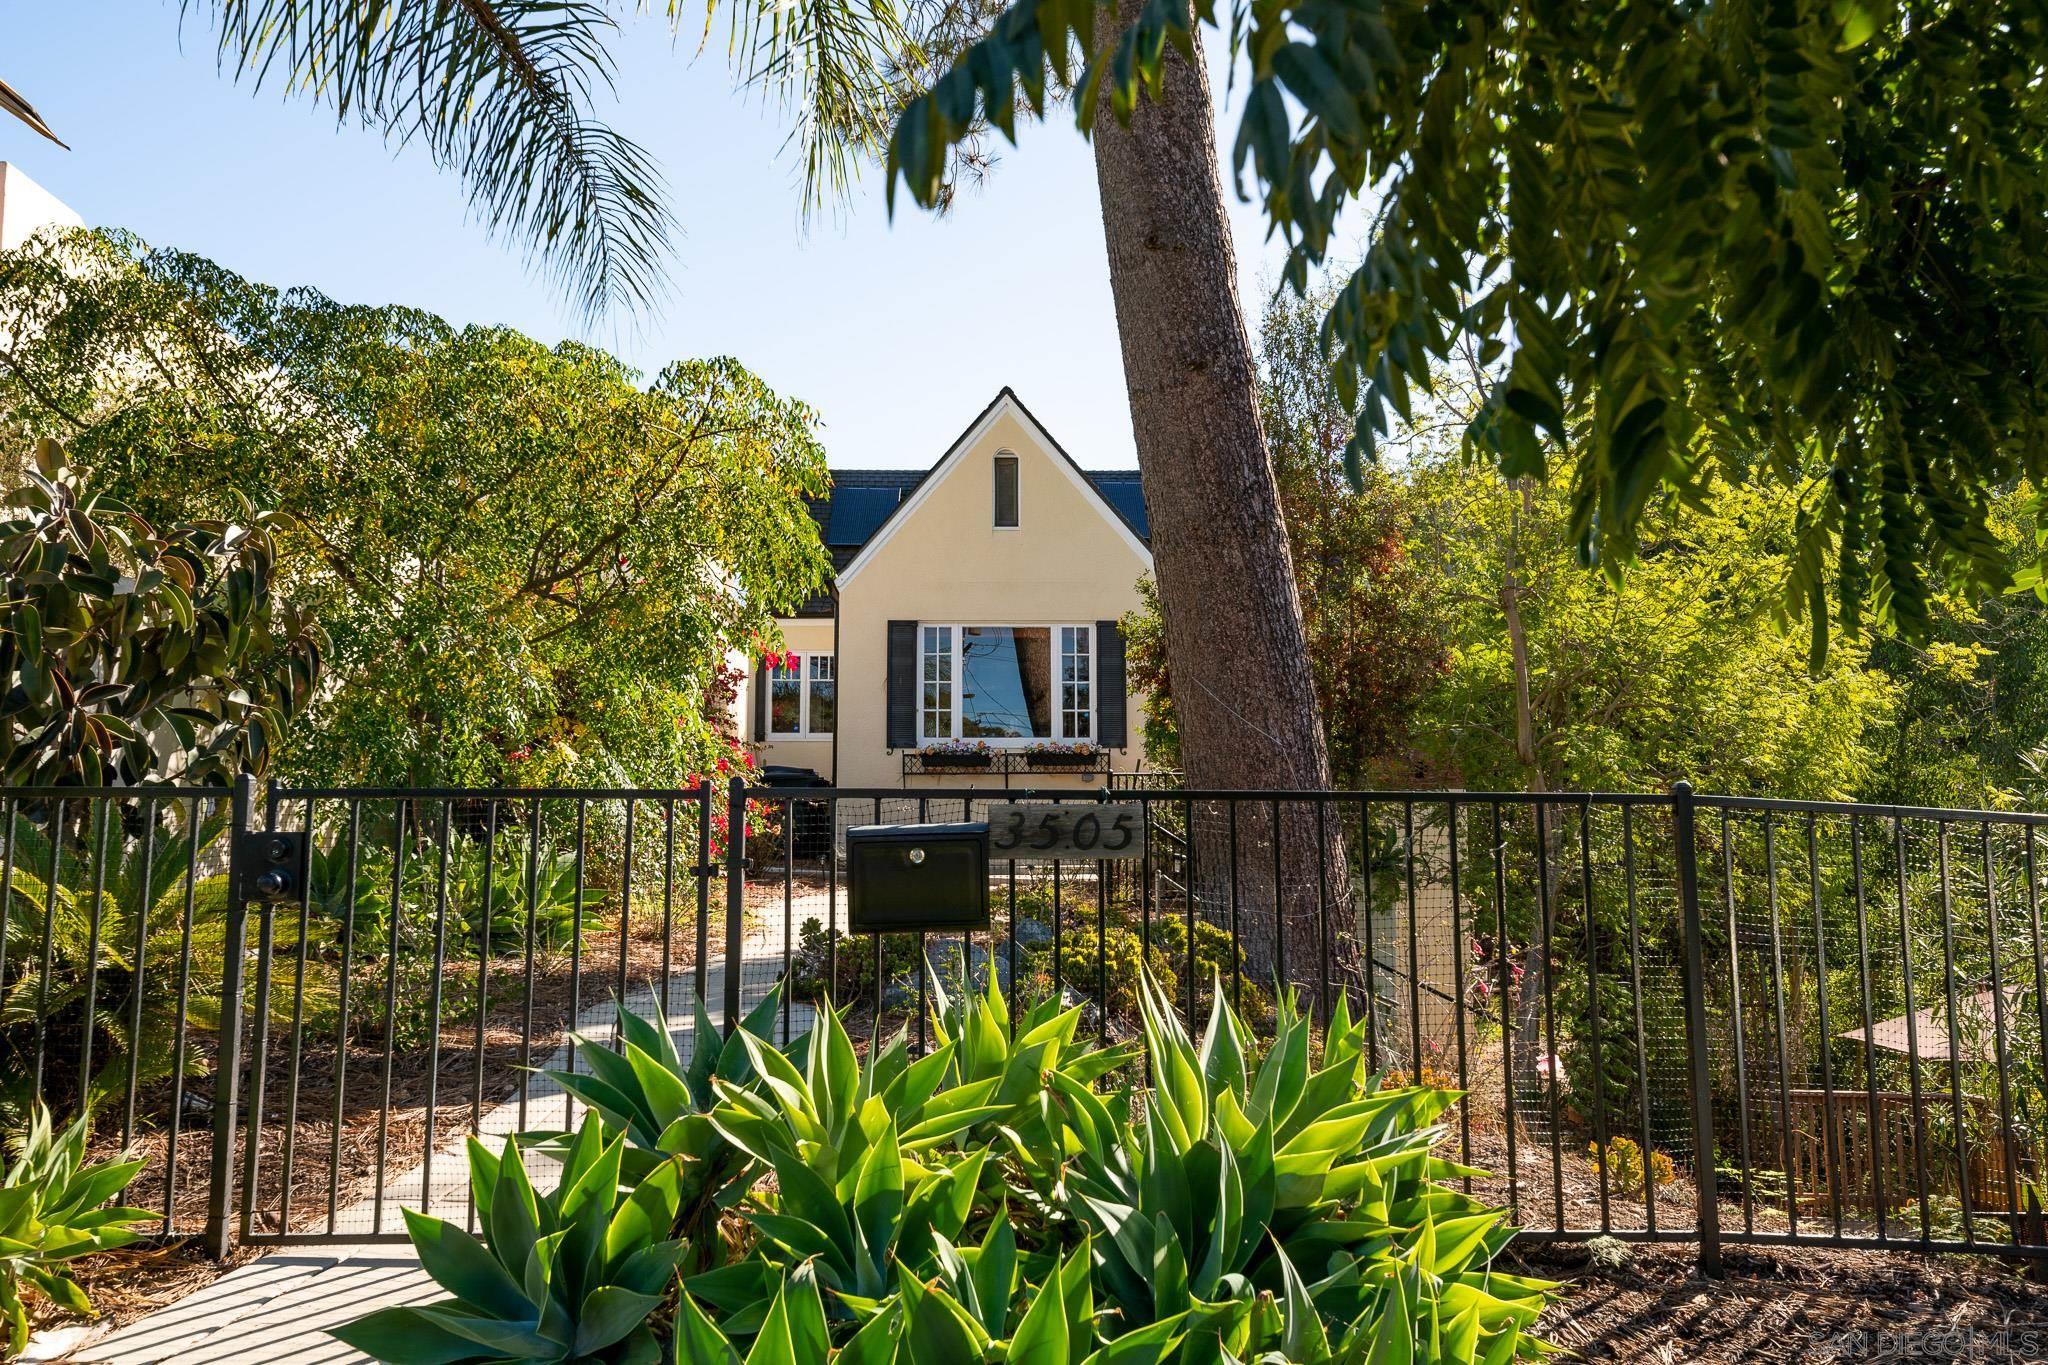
[994,454,1019,528]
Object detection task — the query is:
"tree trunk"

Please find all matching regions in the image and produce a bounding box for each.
[1089,13,1348,1013]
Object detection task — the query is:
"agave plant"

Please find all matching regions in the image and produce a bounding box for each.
[0,1103,161,1355]
[331,1116,688,1365]
[338,964,1559,1364]
[540,986,785,1267]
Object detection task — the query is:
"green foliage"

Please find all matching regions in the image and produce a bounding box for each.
[892,0,2048,651]
[344,966,1558,1363]
[0,229,831,791]
[331,1116,688,1364]
[1411,464,1895,800]
[0,1103,160,1355]
[0,438,323,785]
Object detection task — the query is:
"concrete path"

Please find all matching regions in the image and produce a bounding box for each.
[78,890,828,1363]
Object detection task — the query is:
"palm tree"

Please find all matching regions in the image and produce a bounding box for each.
[0,76,67,148]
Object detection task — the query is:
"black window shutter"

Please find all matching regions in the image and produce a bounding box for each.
[1097,620,1127,749]
[752,659,768,742]
[887,620,918,748]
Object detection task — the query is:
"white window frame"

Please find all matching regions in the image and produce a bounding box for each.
[767,651,835,738]
[919,623,1094,747]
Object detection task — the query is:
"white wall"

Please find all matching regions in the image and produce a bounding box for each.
[0,163,82,251]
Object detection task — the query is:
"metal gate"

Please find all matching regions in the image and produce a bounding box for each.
[11,775,2044,1269]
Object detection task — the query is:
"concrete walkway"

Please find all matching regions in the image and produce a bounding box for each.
[77,892,827,1364]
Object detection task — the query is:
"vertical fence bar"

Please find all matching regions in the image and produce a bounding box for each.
[276,796,315,1236]
[1579,798,1611,1231]
[1492,801,1516,1223]
[784,798,796,1045]
[30,796,63,1098]
[1227,801,1242,1011]
[1935,822,1974,1243]
[470,799,499,1231]
[371,798,407,1234]
[1621,803,1657,1236]
[724,777,746,1035]
[1534,800,1563,1232]
[1270,797,1286,1017]
[1850,816,1886,1239]
[1805,814,1844,1237]
[77,801,110,1112]
[1895,816,1933,1242]
[662,799,677,1015]
[419,801,453,1216]
[1671,783,1721,1274]
[328,800,362,1234]
[615,799,637,1047]
[1447,799,1471,1183]
[1981,823,2020,1229]
[240,875,277,1240]
[122,799,159,1146]
[1762,813,1797,1238]
[697,779,713,1006]
[1721,809,1755,1234]
[168,796,201,1228]
[567,800,589,1126]
[519,798,541,1133]
[1403,800,1423,1079]
[1315,798,1332,1028]
[204,778,255,1260]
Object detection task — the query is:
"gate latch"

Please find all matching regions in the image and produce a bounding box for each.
[234,830,310,904]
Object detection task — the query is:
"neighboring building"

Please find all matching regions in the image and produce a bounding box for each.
[0,162,80,251]
[748,389,1154,788]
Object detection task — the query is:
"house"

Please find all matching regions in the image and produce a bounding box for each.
[0,163,80,251]
[748,389,1154,788]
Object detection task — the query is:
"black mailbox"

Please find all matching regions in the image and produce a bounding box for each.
[846,822,989,933]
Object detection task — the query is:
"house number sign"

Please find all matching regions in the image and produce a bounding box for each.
[985,803,1145,860]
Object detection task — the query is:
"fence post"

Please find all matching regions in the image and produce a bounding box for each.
[1671,780,1723,1276]
[723,775,746,1035]
[203,775,256,1260]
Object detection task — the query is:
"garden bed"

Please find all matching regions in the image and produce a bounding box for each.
[1519,1240,2046,1362]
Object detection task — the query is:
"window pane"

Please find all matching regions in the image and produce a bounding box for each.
[960,626,1052,738]
[995,456,1019,528]
[771,677,802,734]
[808,655,835,735]
[921,627,953,739]
[1061,626,1091,739]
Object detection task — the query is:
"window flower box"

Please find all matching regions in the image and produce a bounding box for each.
[920,743,993,769]
[1025,744,1101,769]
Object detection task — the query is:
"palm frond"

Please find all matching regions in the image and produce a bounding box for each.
[185,1,675,321]
[0,75,69,149]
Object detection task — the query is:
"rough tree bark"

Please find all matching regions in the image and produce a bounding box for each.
[1088,10,1354,1011]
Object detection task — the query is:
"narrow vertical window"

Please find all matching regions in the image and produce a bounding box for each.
[807,654,836,735]
[994,454,1020,528]
[768,656,803,736]
[1061,626,1092,739]
[921,625,954,739]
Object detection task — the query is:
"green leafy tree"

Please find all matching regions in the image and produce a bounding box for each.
[892,0,2048,657]
[0,230,830,787]
[1410,463,1894,801]
[0,437,323,786]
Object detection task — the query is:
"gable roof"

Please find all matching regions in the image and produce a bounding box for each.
[807,390,1150,577]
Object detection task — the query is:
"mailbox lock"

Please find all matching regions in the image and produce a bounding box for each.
[907,848,926,865]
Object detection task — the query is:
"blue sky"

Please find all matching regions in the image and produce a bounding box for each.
[7,6,1302,470]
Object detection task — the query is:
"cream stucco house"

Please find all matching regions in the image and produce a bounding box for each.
[746,389,1154,789]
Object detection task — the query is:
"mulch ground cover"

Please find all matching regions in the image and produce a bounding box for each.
[1520,1240,2048,1362]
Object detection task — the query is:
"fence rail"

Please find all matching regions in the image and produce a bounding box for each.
[7,776,2046,1269]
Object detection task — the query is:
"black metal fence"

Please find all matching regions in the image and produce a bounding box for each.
[10,777,2048,1269]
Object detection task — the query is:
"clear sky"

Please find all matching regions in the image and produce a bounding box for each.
[6,6,1300,471]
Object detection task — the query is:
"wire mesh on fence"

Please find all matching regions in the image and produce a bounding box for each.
[9,780,2047,1263]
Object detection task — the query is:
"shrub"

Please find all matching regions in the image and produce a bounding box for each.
[1589,1135,1677,1199]
[340,966,1560,1362]
[0,1103,161,1353]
